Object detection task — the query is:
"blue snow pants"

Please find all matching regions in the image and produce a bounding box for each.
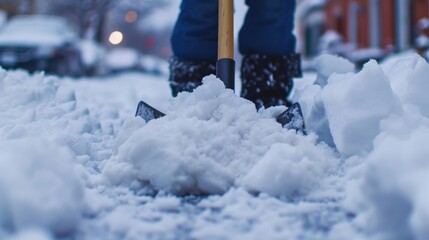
[171,0,297,61]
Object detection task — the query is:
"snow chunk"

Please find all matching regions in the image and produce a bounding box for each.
[314,54,355,87]
[357,126,429,240]
[381,54,429,117]
[243,142,336,198]
[0,70,104,159]
[321,60,401,156]
[400,56,429,117]
[0,139,84,236]
[104,76,338,196]
[297,84,335,147]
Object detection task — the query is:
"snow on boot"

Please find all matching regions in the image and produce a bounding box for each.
[169,56,216,97]
[240,53,302,109]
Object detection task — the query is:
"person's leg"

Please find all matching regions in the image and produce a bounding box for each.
[169,0,218,96]
[240,0,297,55]
[239,0,302,109]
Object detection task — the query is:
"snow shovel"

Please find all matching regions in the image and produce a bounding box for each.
[136,0,306,134]
[135,0,234,123]
[216,0,235,90]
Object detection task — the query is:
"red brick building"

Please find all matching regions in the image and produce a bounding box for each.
[326,0,429,50]
[299,0,429,62]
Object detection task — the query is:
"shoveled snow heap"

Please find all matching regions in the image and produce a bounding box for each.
[299,54,429,240]
[103,76,338,196]
[2,53,429,239]
[0,70,92,237]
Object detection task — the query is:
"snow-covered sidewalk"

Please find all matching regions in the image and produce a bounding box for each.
[1,52,429,240]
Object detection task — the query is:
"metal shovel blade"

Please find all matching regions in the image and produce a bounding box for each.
[135,101,165,122]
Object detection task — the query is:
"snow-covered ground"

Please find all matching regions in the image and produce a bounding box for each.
[1,51,429,240]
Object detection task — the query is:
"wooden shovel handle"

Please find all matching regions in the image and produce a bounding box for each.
[218,0,234,60]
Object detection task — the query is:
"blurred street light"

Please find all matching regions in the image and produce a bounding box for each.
[109,31,123,45]
[125,11,138,23]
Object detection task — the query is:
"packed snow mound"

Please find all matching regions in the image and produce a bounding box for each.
[321,60,401,156]
[243,142,337,197]
[300,58,403,156]
[2,52,429,239]
[361,126,429,240]
[0,69,75,145]
[382,54,429,117]
[0,68,106,238]
[298,54,429,239]
[0,69,105,159]
[103,76,338,196]
[314,54,355,87]
[300,54,429,157]
[0,139,83,236]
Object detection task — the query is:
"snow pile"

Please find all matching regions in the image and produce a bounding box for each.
[383,54,429,117]
[103,76,338,197]
[300,59,401,156]
[298,54,429,239]
[243,142,336,198]
[0,68,104,238]
[357,126,429,240]
[321,60,401,156]
[356,56,429,240]
[0,69,105,160]
[314,54,355,87]
[0,139,83,236]
[3,50,429,239]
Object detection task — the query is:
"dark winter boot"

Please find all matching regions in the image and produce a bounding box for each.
[169,56,216,97]
[240,53,302,109]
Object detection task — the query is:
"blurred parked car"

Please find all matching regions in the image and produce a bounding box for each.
[0,15,83,76]
[140,55,169,76]
[104,47,140,74]
[78,39,106,76]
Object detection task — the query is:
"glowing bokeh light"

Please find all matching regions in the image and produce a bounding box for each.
[109,31,123,45]
[125,11,138,23]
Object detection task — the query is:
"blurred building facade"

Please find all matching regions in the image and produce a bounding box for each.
[299,0,429,65]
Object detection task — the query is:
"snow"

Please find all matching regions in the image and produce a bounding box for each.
[313,54,355,87]
[0,69,87,237]
[415,35,429,48]
[1,52,429,239]
[382,54,429,117]
[321,60,400,156]
[243,142,336,198]
[360,127,429,240]
[0,139,83,236]
[318,30,343,54]
[104,76,337,196]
